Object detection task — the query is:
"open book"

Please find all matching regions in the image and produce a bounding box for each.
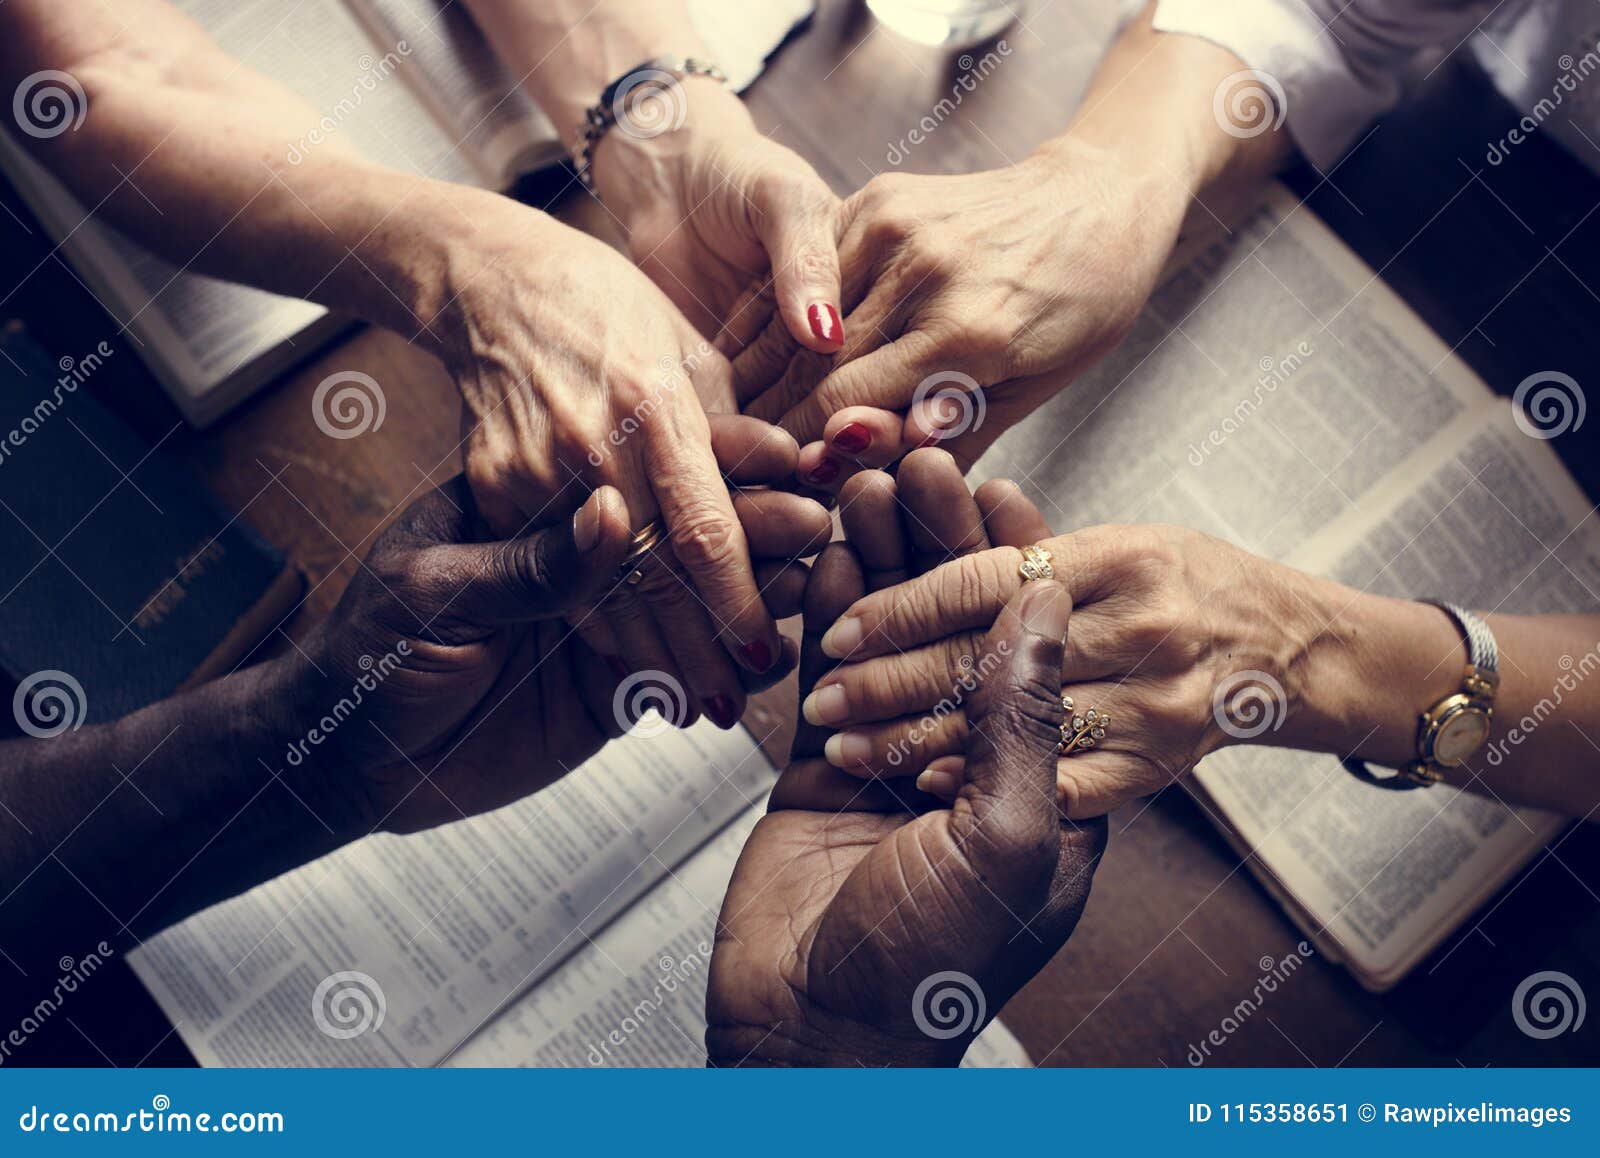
[0,0,813,426]
[972,184,1593,992]
[128,721,1029,1067]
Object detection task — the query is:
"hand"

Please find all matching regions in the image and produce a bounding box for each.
[297,468,805,836]
[444,201,817,725]
[707,450,1104,1066]
[592,77,845,358]
[808,521,1330,817]
[734,140,1185,488]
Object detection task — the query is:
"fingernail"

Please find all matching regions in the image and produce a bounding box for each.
[807,302,843,348]
[916,769,959,798]
[605,656,629,679]
[1019,581,1071,642]
[806,457,841,485]
[573,496,601,554]
[824,732,873,767]
[704,694,739,729]
[832,422,871,454]
[820,617,861,659]
[802,684,849,726]
[740,640,775,672]
[919,429,945,448]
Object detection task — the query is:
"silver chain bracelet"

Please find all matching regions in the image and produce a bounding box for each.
[575,55,729,197]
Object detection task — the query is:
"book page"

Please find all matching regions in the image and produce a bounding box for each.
[1194,409,1591,985]
[447,803,1031,1068]
[347,0,816,182]
[128,719,779,1066]
[973,186,1485,561]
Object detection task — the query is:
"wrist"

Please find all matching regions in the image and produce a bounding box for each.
[589,73,751,217]
[1276,581,1465,766]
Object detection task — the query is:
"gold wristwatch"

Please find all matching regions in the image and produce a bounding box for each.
[1342,600,1499,791]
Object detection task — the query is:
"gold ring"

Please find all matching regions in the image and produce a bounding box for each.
[613,519,667,586]
[1018,544,1054,583]
[1058,694,1110,756]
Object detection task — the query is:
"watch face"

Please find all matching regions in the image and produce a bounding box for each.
[1433,707,1491,766]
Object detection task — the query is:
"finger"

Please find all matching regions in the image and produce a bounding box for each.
[794,439,857,492]
[836,471,909,590]
[731,314,808,408]
[804,631,985,729]
[779,333,939,448]
[645,411,781,675]
[975,478,1052,548]
[900,375,986,450]
[793,542,865,761]
[424,485,631,633]
[895,447,988,569]
[714,281,777,361]
[745,273,907,428]
[769,756,925,814]
[951,580,1075,886]
[824,710,967,779]
[604,581,699,728]
[914,754,966,802]
[752,176,845,355]
[731,489,832,559]
[565,603,628,678]
[822,406,905,469]
[819,544,1021,661]
[755,559,809,619]
[631,545,749,730]
[707,412,799,485]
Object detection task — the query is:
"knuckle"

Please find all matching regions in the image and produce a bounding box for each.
[668,507,742,575]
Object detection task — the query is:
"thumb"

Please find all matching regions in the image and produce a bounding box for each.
[753,174,844,356]
[951,580,1073,886]
[425,486,632,632]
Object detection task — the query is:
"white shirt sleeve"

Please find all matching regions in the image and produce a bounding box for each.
[1150,0,1521,169]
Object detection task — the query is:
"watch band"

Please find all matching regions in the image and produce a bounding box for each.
[574,55,729,196]
[1341,600,1498,791]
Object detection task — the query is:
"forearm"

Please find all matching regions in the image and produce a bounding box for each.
[0,0,556,358]
[0,657,356,978]
[1036,3,1296,258]
[459,0,713,142]
[1283,575,1600,818]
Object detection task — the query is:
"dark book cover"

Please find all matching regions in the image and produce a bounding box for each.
[0,325,301,734]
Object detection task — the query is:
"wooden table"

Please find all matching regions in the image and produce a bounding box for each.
[4,0,1598,1067]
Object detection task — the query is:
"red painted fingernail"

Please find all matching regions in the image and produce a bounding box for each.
[807,457,841,485]
[704,694,739,729]
[605,656,628,679]
[741,640,775,672]
[832,422,871,454]
[807,302,843,349]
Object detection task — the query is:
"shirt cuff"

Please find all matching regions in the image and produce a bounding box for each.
[1151,0,1401,169]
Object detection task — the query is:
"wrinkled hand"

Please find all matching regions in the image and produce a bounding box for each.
[707,450,1104,1066]
[811,520,1322,817]
[300,451,811,835]
[734,141,1182,488]
[448,201,827,725]
[593,77,844,358]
